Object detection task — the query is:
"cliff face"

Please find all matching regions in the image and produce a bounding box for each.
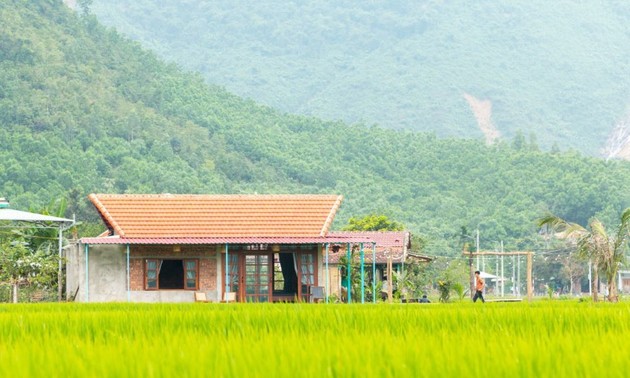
[602,115,630,161]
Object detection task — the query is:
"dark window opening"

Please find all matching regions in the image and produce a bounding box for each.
[160,260,184,289]
[145,259,198,290]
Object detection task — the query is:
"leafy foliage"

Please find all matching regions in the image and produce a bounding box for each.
[538,208,630,302]
[342,214,404,231]
[0,1,628,259]
[0,234,58,302]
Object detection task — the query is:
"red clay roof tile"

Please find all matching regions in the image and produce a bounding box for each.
[88,194,343,238]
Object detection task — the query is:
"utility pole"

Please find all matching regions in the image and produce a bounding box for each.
[476,229,480,269]
[467,244,475,299]
[495,253,499,295]
[500,241,504,297]
[512,255,515,297]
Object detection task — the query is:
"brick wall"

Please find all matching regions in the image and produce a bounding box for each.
[129,245,217,291]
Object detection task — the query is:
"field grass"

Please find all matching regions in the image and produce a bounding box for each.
[1,301,629,377]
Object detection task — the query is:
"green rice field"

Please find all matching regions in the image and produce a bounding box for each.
[1,301,629,377]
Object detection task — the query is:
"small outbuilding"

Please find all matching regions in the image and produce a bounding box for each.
[324,231,431,299]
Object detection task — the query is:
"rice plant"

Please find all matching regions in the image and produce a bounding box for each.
[1,302,629,377]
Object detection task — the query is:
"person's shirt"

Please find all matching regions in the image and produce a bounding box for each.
[476,276,485,291]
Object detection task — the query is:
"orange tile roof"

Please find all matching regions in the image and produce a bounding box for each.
[88,194,343,238]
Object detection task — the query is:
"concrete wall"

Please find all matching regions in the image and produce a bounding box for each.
[68,243,128,302]
[67,242,328,303]
[67,242,221,303]
[65,242,81,300]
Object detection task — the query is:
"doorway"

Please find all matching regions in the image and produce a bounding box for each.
[222,244,318,302]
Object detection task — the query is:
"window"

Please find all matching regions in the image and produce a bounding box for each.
[146,259,158,289]
[185,260,197,289]
[145,259,198,290]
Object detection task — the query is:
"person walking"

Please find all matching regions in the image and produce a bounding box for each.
[473,270,485,303]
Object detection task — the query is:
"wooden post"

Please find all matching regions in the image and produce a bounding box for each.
[527,252,533,301]
[387,255,393,303]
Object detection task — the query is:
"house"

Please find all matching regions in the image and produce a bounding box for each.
[67,193,376,303]
[324,231,431,299]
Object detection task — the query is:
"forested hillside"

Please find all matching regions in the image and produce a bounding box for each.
[89,0,630,156]
[1,1,629,255]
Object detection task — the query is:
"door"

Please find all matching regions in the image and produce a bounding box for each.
[243,254,272,302]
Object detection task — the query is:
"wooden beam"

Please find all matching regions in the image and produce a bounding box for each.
[462,251,532,256]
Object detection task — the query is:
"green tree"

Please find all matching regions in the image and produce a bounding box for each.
[0,234,58,303]
[538,208,630,302]
[342,214,404,231]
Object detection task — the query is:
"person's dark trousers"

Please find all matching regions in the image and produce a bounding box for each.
[473,290,485,303]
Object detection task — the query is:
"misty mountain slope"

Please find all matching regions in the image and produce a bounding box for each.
[90,0,630,155]
[1,1,629,255]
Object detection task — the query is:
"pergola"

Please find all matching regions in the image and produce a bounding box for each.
[0,199,75,301]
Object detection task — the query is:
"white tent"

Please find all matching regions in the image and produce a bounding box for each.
[0,200,74,301]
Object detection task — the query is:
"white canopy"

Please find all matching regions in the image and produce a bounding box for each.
[0,206,74,302]
[0,208,73,224]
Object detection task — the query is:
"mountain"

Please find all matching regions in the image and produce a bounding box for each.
[1,1,629,255]
[88,0,630,156]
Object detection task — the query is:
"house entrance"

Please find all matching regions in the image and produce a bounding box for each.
[223,244,317,303]
[244,254,271,302]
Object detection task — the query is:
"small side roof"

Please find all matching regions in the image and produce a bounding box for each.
[328,231,411,248]
[325,231,423,264]
[88,193,344,238]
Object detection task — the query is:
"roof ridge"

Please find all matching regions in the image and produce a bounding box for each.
[92,193,340,198]
[320,195,343,236]
[88,193,125,237]
[329,230,407,234]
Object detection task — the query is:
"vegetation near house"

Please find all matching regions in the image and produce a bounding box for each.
[0,236,58,303]
[538,208,630,302]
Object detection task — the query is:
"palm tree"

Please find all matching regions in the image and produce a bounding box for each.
[538,208,630,302]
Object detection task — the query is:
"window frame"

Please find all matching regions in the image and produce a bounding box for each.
[144,258,199,291]
[184,259,199,290]
[145,259,159,290]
